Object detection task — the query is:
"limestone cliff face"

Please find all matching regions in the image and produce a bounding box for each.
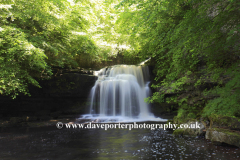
[0,71,97,121]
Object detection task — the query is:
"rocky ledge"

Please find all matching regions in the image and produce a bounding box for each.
[173,117,240,148]
[206,128,240,148]
[0,69,97,126]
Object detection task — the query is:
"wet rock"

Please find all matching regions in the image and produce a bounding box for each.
[27,116,38,122]
[0,71,96,122]
[206,128,240,148]
[9,117,24,124]
[8,117,31,127]
[173,121,205,136]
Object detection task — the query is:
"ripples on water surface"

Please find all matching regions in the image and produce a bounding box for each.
[0,122,240,160]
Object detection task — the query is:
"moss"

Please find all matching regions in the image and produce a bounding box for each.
[173,127,201,137]
[173,128,185,136]
[209,114,240,129]
[207,128,240,147]
[213,128,240,138]
[187,113,197,119]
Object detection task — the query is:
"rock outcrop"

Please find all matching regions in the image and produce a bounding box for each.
[206,128,240,148]
[0,70,97,123]
[173,121,206,137]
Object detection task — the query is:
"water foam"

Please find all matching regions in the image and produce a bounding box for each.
[79,65,167,122]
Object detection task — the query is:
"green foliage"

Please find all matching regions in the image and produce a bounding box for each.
[174,108,188,124]
[145,92,164,104]
[116,0,240,118]
[187,113,197,119]
[1,0,98,68]
[0,0,108,97]
[0,26,49,98]
[203,66,240,117]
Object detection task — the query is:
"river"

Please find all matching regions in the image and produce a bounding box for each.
[0,122,239,160]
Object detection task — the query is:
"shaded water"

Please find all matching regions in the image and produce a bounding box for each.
[1,123,240,160]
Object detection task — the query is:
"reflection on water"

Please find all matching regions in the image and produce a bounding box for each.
[0,122,239,160]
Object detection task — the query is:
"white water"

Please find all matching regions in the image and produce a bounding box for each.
[79,65,167,122]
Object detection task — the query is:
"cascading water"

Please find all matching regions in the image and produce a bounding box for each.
[80,64,167,122]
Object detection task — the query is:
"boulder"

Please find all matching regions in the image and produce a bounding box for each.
[173,121,205,136]
[206,128,240,148]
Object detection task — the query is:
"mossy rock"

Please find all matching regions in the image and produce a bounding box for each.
[209,114,240,129]
[173,121,205,136]
[206,128,240,148]
[173,128,185,136]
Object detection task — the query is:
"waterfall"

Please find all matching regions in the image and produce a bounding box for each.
[80,64,167,122]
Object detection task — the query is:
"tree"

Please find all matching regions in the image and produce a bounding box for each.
[115,0,240,118]
[0,26,49,98]
[0,0,99,97]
